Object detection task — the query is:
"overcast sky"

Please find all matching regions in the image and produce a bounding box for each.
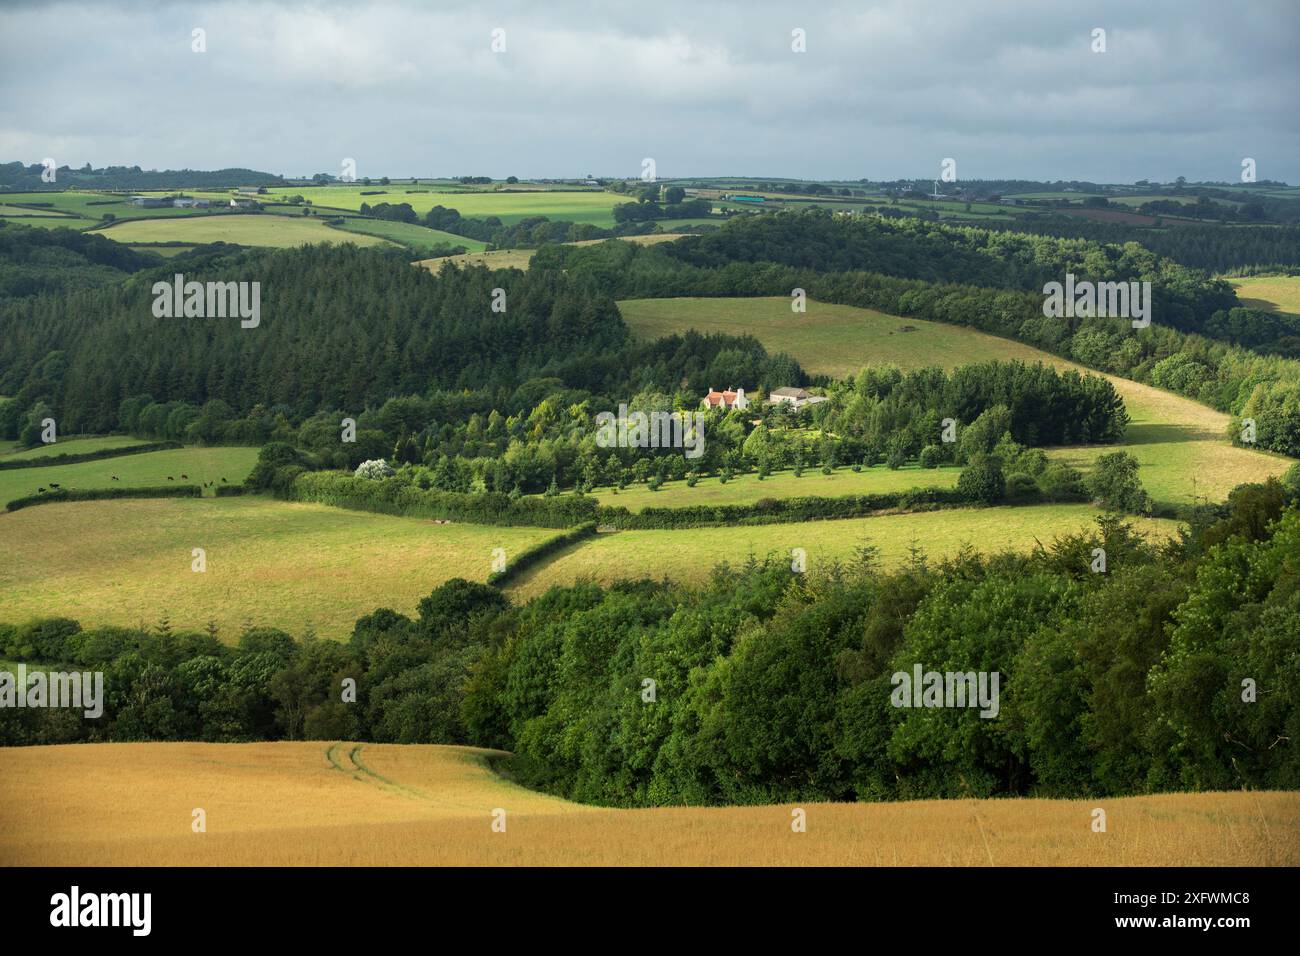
[1,0,1296,183]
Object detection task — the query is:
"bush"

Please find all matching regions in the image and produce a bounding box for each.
[957,456,1005,505]
[918,444,944,469]
[885,448,907,470]
[354,458,395,480]
[1039,463,1088,502]
[1086,451,1151,513]
[1004,472,1042,504]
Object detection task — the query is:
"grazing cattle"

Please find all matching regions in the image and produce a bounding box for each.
[111,476,119,481]
[221,477,228,483]
[181,474,188,479]
[167,476,175,481]
[38,487,46,493]
[49,483,60,488]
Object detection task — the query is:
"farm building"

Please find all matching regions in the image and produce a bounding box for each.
[128,196,168,208]
[767,386,828,410]
[701,387,749,410]
[229,197,259,209]
[172,198,210,208]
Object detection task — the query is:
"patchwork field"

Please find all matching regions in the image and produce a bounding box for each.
[0,445,259,505]
[0,498,557,639]
[588,463,961,511]
[619,296,1294,505]
[1232,275,1300,316]
[94,214,397,248]
[270,185,632,226]
[0,435,143,461]
[508,505,1182,598]
[329,216,488,253]
[420,233,689,273]
[0,742,1291,866]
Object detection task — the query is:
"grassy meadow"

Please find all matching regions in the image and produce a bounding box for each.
[619,296,1295,505]
[95,214,397,248]
[0,498,558,639]
[0,742,1291,866]
[0,445,259,504]
[1231,274,1300,316]
[330,216,488,253]
[0,434,144,460]
[419,233,689,273]
[268,185,632,226]
[588,463,961,511]
[508,504,1183,598]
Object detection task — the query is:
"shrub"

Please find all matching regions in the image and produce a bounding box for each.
[885,448,907,470]
[354,458,395,480]
[1086,451,1151,513]
[1004,472,1042,504]
[957,456,1005,504]
[1039,463,1088,502]
[919,444,944,469]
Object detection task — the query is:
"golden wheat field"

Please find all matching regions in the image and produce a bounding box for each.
[1,743,1294,866]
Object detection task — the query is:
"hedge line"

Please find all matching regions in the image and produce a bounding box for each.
[214,485,249,497]
[597,487,968,529]
[486,522,599,587]
[5,484,202,512]
[0,440,181,471]
[287,472,599,528]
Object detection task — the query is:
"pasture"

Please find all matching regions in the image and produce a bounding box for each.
[1232,275,1300,316]
[94,214,397,249]
[420,234,689,273]
[619,296,1294,504]
[329,216,488,253]
[0,445,259,505]
[0,742,1290,866]
[587,463,961,511]
[0,498,558,639]
[268,185,631,226]
[509,505,1183,597]
[0,435,143,461]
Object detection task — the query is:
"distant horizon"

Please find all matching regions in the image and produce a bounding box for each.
[2,160,1292,190]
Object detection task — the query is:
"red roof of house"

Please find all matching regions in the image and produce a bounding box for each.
[704,388,740,407]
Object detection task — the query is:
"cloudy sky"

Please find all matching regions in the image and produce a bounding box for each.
[1,0,1297,183]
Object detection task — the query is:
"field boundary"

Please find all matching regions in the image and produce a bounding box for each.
[4,484,202,512]
[0,440,182,471]
[487,522,599,587]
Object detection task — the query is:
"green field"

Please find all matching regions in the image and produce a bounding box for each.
[0,498,559,639]
[0,191,244,225]
[269,185,631,226]
[0,435,143,461]
[0,445,260,505]
[508,504,1183,598]
[1231,275,1300,316]
[587,463,961,511]
[329,216,488,253]
[618,296,1295,505]
[94,215,397,248]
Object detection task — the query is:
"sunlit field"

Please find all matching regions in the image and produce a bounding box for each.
[1,742,1292,866]
[95,214,396,248]
[508,505,1182,597]
[619,296,1295,504]
[0,445,259,504]
[0,498,558,639]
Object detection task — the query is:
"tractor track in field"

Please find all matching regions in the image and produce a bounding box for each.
[323,742,510,814]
